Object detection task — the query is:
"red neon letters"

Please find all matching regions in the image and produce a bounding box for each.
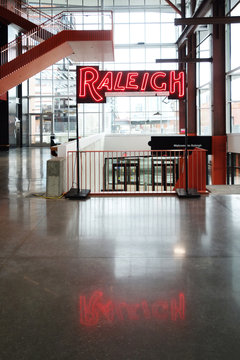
[79,290,185,326]
[77,66,186,103]
[150,71,167,92]
[79,67,101,102]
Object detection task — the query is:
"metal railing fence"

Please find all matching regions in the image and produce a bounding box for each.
[67,149,207,195]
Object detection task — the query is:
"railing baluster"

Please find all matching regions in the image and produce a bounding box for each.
[80,151,82,191]
[107,151,109,192]
[71,151,74,188]
[85,152,87,190]
[112,151,114,192]
[94,151,96,193]
[116,151,118,192]
[63,148,207,195]
[98,151,100,193]
[66,151,69,190]
[170,150,172,191]
[89,152,92,192]
[102,151,105,192]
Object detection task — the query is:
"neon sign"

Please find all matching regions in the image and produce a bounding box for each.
[79,290,185,326]
[77,66,186,103]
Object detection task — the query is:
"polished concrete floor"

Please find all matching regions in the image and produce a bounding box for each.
[1,148,240,359]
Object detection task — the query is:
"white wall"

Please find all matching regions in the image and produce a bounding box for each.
[103,134,151,151]
[58,133,104,158]
[57,133,152,192]
[227,134,240,153]
[57,134,104,192]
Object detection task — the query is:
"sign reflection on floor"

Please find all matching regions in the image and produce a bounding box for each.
[79,291,185,326]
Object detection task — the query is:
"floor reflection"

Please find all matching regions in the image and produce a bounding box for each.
[79,290,185,326]
[1,149,240,359]
[0,148,49,196]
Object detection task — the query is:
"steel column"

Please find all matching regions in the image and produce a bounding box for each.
[178,45,186,133]
[187,33,197,135]
[176,0,212,48]
[212,1,226,136]
[211,0,226,184]
[0,20,9,149]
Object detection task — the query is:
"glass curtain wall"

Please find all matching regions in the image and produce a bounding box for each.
[226,0,240,185]
[226,0,240,134]
[196,21,212,135]
[23,0,181,144]
[8,26,20,146]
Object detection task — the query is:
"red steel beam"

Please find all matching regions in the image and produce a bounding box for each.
[165,0,182,17]
[175,16,240,25]
[176,0,212,48]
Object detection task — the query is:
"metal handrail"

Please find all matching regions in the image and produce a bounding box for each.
[66,148,207,194]
[0,0,51,25]
[0,10,113,66]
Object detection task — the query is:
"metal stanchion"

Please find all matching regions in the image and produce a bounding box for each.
[176,99,200,198]
[65,80,90,199]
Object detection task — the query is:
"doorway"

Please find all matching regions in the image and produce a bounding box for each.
[30,113,53,145]
[105,157,139,191]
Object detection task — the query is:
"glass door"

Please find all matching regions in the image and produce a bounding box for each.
[112,159,139,191]
[42,113,52,144]
[30,113,53,145]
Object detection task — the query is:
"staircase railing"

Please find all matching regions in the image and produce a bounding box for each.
[0,11,113,67]
[0,0,51,25]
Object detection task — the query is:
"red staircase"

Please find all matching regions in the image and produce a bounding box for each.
[0,4,114,95]
[0,0,51,32]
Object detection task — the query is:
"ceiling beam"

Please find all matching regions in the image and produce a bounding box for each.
[175,16,240,25]
[165,0,182,16]
[156,58,213,63]
[176,0,213,48]
[191,0,197,15]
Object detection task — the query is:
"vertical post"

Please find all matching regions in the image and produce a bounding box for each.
[187,33,197,135]
[17,84,23,147]
[64,67,89,199]
[231,153,235,185]
[0,21,9,150]
[184,98,188,193]
[76,65,80,194]
[227,152,230,185]
[206,154,209,185]
[179,45,186,133]
[211,0,226,184]
[76,102,80,193]
[17,31,23,147]
[176,87,200,197]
